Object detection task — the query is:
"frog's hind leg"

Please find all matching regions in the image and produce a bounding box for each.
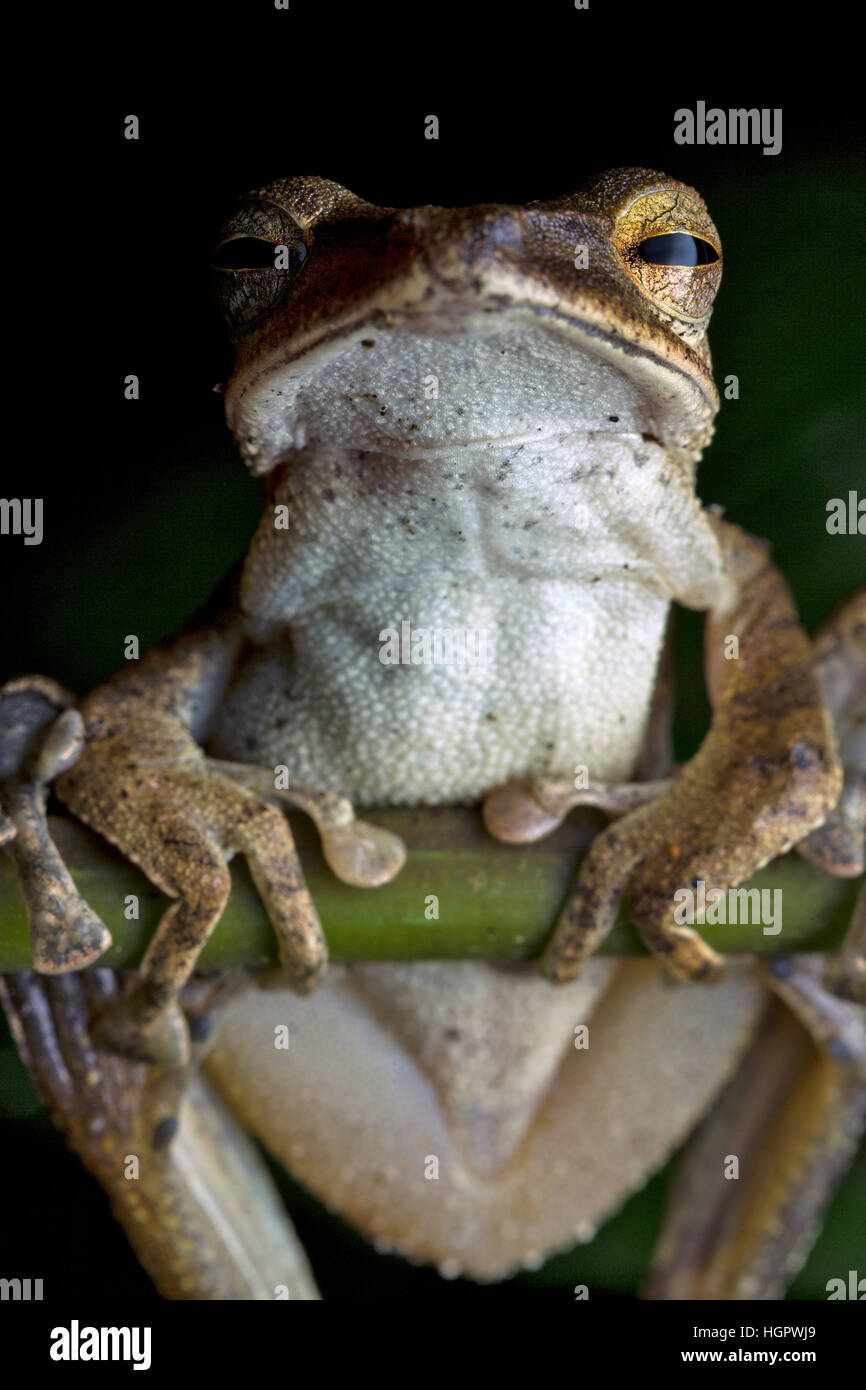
[0,967,320,1300]
[645,920,866,1300]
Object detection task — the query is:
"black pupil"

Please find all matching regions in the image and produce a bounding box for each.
[212,237,306,271]
[638,233,718,267]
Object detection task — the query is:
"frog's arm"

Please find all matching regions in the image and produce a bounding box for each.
[0,967,320,1299]
[644,590,866,1298]
[0,570,404,1068]
[487,519,846,982]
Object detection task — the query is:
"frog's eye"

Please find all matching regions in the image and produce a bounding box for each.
[211,237,307,273]
[212,201,309,335]
[610,186,722,336]
[637,233,719,268]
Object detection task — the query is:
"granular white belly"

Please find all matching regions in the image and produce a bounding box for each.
[209,432,730,804]
[210,573,669,804]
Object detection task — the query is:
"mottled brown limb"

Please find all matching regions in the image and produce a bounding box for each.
[0,968,320,1299]
[0,677,110,970]
[46,582,328,1066]
[208,760,407,886]
[645,952,866,1300]
[797,589,866,878]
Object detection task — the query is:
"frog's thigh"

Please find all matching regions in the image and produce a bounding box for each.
[205,959,765,1281]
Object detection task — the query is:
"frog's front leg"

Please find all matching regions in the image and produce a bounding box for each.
[488,519,843,982]
[38,582,404,1067]
[0,967,320,1299]
[0,676,111,969]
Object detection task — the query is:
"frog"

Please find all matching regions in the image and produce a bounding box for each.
[1,167,864,1299]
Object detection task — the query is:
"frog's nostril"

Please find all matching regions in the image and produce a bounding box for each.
[484,212,524,249]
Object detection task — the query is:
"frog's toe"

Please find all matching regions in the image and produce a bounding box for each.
[92,994,190,1069]
[31,895,112,974]
[320,819,406,887]
[540,805,726,985]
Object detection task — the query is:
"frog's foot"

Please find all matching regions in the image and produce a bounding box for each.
[207,760,407,886]
[0,676,111,971]
[646,941,866,1299]
[484,773,723,982]
[0,967,320,1299]
[538,796,726,984]
[55,728,330,1068]
[483,774,674,843]
[796,589,866,878]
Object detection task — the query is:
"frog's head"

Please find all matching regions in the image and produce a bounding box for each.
[214,169,722,477]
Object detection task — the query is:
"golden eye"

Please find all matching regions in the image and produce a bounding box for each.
[610,184,723,331]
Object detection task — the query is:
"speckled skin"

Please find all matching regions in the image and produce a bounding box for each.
[1,170,862,1296]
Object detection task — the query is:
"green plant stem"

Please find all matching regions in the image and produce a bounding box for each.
[0,810,860,971]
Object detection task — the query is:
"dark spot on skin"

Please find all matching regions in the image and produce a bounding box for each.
[444,1027,461,1042]
[827,1036,853,1064]
[486,712,498,722]
[608,415,619,423]
[188,1013,212,1043]
[544,741,553,750]
[361,339,375,349]
[153,1117,178,1150]
[634,453,649,468]
[767,955,794,979]
[322,488,335,503]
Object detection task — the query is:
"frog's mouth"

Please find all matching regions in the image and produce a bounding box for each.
[224,296,716,477]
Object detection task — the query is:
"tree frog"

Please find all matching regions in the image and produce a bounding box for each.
[1,168,864,1299]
